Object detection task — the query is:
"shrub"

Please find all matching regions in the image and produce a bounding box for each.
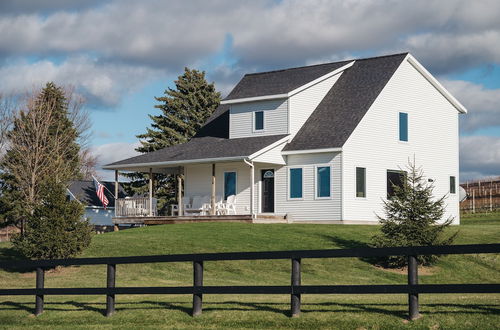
[13,182,92,260]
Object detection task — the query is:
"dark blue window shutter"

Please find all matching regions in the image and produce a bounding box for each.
[289,168,302,198]
[224,172,236,200]
[399,112,408,141]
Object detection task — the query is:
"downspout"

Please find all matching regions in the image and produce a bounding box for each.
[243,158,255,219]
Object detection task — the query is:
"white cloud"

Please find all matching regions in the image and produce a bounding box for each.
[0,56,160,107]
[460,135,500,181]
[90,141,140,180]
[1,0,500,73]
[441,79,500,132]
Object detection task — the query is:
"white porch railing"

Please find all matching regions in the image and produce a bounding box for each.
[115,197,157,217]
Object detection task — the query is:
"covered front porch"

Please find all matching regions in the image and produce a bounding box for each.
[102,134,290,226]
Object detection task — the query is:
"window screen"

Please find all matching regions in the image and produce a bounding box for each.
[317,166,331,198]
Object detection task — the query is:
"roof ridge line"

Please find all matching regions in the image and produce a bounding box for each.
[244,52,409,77]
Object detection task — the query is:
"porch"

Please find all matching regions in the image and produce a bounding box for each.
[112,213,287,225]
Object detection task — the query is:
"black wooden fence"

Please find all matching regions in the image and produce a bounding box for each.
[1,244,499,320]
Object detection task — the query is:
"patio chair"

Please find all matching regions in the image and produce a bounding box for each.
[219,195,237,215]
[185,196,210,215]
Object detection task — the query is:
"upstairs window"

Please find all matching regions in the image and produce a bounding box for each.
[450,176,456,194]
[356,167,366,198]
[399,112,408,141]
[224,171,237,200]
[254,111,264,131]
[387,170,406,198]
[289,168,303,199]
[316,166,331,198]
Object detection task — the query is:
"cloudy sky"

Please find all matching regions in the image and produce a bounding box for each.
[1,0,499,181]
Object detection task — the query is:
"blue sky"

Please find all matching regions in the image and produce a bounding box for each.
[0,0,499,181]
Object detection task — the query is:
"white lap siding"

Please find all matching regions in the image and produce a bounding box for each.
[184,162,252,214]
[230,99,288,139]
[342,59,460,224]
[274,152,342,221]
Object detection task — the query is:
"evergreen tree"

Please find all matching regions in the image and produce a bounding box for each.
[371,160,457,268]
[0,82,83,236]
[13,180,92,260]
[125,68,220,212]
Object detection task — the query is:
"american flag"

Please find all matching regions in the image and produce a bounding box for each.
[93,177,109,209]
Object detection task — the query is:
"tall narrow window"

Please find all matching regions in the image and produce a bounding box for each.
[387,170,406,198]
[399,112,408,141]
[450,176,456,194]
[254,111,264,131]
[316,166,331,198]
[224,171,236,200]
[356,167,366,197]
[289,168,303,199]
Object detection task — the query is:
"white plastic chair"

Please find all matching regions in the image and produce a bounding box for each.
[219,195,237,215]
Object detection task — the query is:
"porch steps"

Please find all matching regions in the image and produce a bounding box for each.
[253,214,288,223]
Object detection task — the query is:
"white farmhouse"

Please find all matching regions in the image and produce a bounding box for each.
[104,53,466,225]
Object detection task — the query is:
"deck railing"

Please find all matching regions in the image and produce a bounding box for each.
[115,197,157,217]
[0,244,499,319]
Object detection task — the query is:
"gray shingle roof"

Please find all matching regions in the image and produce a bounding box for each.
[107,134,288,167]
[106,52,408,168]
[224,60,353,100]
[284,53,407,151]
[68,181,126,207]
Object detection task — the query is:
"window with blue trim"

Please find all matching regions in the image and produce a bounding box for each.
[316,166,331,198]
[399,112,408,141]
[254,111,264,131]
[289,168,302,199]
[224,172,236,200]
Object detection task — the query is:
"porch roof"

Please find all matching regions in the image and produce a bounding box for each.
[103,134,289,171]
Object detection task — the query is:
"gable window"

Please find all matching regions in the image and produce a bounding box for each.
[356,167,366,198]
[387,170,406,198]
[399,112,408,141]
[224,171,237,200]
[316,166,331,198]
[254,111,264,131]
[289,168,303,199]
[450,176,456,194]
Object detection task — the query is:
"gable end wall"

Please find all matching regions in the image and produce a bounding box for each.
[342,59,460,224]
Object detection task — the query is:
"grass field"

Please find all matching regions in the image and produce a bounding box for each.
[0,212,499,329]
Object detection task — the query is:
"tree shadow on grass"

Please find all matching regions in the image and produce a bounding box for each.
[317,234,370,250]
[0,246,34,273]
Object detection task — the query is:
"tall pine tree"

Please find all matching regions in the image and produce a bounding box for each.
[125,68,220,213]
[371,160,457,268]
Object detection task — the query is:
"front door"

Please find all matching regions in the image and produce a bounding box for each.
[261,169,275,213]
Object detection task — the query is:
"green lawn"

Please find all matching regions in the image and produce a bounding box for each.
[0,213,499,329]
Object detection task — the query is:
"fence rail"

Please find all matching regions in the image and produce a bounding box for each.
[1,244,499,320]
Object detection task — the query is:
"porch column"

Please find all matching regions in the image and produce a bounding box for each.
[177,173,183,216]
[249,163,254,218]
[114,170,119,231]
[149,168,154,216]
[211,163,216,215]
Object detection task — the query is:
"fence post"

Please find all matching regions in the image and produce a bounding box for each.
[193,260,203,316]
[35,267,44,316]
[106,264,116,317]
[408,255,419,320]
[291,258,301,317]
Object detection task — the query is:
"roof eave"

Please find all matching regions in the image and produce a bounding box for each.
[406,54,467,114]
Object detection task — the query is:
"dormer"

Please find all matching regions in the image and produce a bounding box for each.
[221,61,355,139]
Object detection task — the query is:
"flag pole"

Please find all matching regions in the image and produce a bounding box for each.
[92,175,117,199]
